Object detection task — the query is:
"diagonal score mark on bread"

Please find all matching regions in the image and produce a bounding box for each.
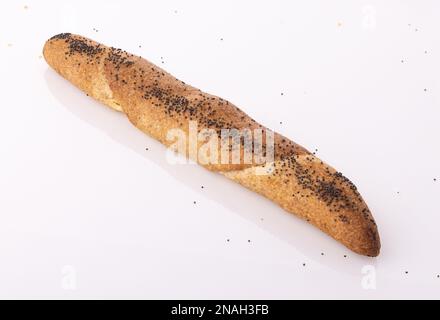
[43,33,380,256]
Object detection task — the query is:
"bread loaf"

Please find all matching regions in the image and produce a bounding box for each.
[43,33,380,256]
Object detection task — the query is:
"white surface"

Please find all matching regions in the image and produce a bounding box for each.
[0,0,439,299]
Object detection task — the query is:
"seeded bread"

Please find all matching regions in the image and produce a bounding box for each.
[43,33,380,256]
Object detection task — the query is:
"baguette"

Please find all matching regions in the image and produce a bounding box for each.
[43,33,380,256]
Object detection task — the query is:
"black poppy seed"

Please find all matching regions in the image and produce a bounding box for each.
[67,38,104,57]
[50,33,72,40]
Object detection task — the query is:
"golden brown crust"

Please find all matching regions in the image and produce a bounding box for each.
[43,33,380,256]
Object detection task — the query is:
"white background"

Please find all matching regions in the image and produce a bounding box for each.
[0,0,439,299]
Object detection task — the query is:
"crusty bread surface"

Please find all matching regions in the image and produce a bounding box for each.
[44,33,380,256]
